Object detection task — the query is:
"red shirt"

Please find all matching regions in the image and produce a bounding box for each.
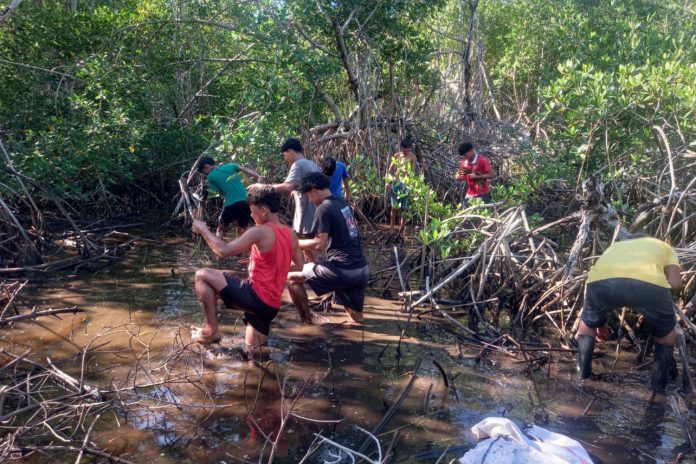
[457,154,493,197]
[248,223,292,308]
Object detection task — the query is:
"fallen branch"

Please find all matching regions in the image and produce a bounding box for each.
[0,306,83,326]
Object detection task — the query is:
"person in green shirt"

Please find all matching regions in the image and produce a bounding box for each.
[197,157,262,239]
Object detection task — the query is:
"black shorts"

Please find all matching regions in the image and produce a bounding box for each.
[302,261,369,312]
[219,201,251,228]
[465,193,493,204]
[218,273,278,336]
[582,278,676,338]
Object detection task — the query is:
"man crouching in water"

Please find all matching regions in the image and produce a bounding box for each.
[288,172,369,325]
[576,234,681,394]
[191,185,304,353]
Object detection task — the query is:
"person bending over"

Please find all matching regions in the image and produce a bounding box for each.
[197,157,262,239]
[288,172,369,325]
[576,235,681,393]
[191,185,304,351]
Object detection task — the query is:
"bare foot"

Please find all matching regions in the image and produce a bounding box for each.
[190,326,222,344]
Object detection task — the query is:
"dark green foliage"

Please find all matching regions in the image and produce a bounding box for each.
[0,0,693,210]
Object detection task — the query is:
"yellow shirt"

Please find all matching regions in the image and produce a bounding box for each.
[587,237,680,288]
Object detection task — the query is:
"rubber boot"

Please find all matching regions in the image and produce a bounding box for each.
[649,343,673,393]
[576,335,595,379]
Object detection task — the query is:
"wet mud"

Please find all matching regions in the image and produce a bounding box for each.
[1,234,694,463]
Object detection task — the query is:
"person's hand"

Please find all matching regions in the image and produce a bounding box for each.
[258,176,265,184]
[192,219,208,235]
[248,183,263,192]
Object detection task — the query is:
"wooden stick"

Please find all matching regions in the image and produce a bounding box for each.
[669,394,694,449]
[357,359,421,456]
[0,306,83,326]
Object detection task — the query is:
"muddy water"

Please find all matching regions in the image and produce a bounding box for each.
[2,233,695,464]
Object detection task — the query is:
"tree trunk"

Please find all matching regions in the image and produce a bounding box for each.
[462,0,479,117]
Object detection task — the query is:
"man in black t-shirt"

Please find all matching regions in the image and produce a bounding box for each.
[287,172,369,324]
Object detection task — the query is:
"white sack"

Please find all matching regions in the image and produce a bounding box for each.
[459,417,593,464]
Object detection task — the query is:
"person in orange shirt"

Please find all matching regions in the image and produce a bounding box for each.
[456,142,495,204]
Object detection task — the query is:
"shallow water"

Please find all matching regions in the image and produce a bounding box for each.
[2,231,694,464]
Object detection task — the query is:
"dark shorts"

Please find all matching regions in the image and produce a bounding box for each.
[390,182,410,209]
[582,278,676,338]
[219,273,278,336]
[302,261,369,312]
[465,193,493,204]
[219,201,251,228]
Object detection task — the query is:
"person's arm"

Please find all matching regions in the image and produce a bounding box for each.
[206,175,220,195]
[192,219,259,257]
[385,158,394,189]
[299,232,329,252]
[470,170,496,180]
[341,165,351,200]
[470,158,495,181]
[342,178,351,200]
[300,205,330,251]
[411,157,420,175]
[273,162,300,193]
[238,165,263,181]
[290,231,304,272]
[665,264,682,296]
[456,160,471,181]
[271,181,297,193]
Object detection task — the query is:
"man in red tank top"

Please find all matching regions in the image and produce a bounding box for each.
[191,186,304,353]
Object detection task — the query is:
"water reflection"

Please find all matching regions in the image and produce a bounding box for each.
[4,236,694,464]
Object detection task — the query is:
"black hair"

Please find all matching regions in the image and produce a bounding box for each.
[458,142,474,156]
[280,137,303,153]
[321,156,337,177]
[197,156,216,172]
[400,138,413,150]
[300,172,330,193]
[247,185,281,213]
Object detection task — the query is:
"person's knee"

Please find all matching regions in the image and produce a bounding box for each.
[195,268,228,292]
[195,268,212,283]
[655,329,676,346]
[288,280,303,292]
[287,271,304,283]
[577,320,597,337]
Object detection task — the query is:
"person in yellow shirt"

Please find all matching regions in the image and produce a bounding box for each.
[576,235,681,393]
